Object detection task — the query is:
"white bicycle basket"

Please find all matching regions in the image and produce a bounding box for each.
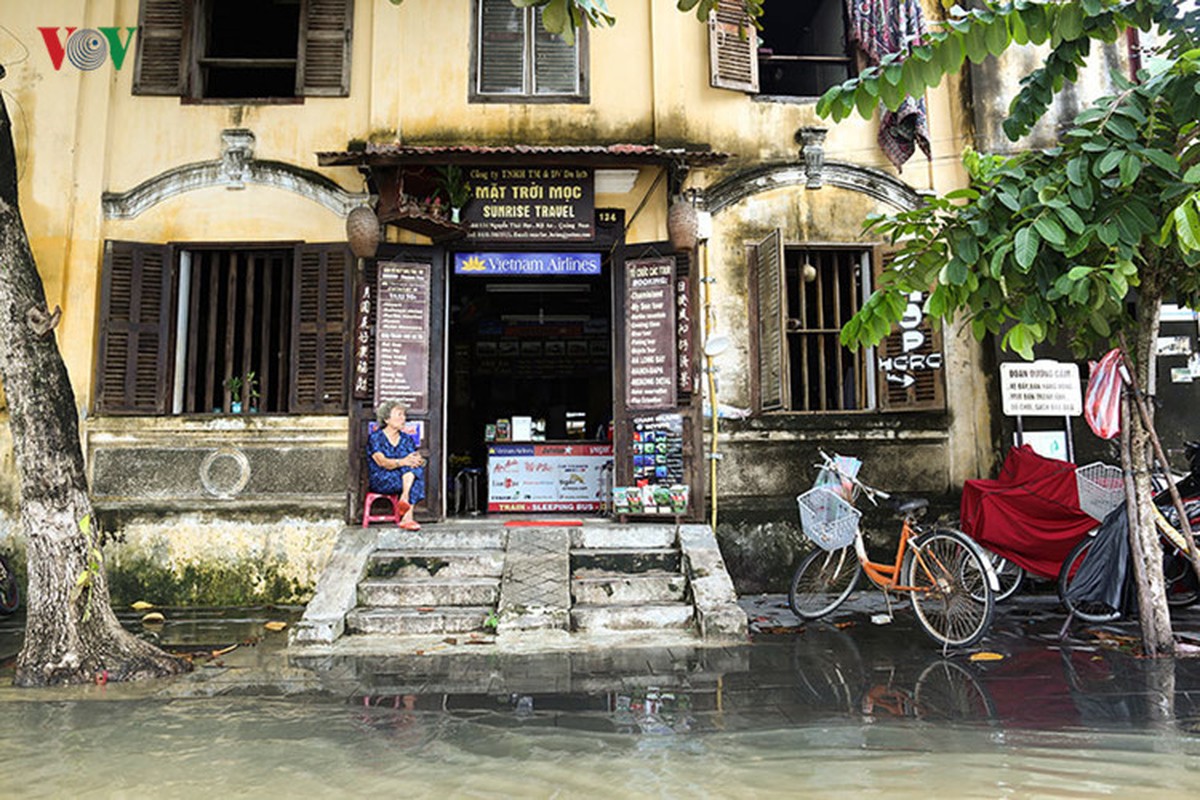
[797,487,861,551]
[1075,462,1124,521]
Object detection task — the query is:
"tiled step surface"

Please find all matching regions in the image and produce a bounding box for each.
[367,549,506,579]
[358,576,500,607]
[346,605,494,635]
[570,602,695,632]
[570,548,682,574]
[570,572,687,605]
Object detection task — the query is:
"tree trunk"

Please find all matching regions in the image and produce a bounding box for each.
[1126,260,1174,657]
[0,85,189,685]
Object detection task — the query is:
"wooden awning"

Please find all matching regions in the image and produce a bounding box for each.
[317,143,731,168]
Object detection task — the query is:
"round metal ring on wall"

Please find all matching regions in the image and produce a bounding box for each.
[199,448,252,498]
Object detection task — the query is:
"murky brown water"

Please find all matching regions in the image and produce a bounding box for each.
[2,599,1200,797]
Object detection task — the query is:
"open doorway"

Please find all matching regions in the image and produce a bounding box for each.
[447,254,614,512]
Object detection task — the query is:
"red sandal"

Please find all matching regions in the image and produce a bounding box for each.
[398,519,421,531]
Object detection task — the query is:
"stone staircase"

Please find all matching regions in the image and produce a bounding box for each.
[291,521,746,647]
[344,528,503,637]
[568,525,694,634]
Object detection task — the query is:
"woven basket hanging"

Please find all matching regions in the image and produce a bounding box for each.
[346,205,381,259]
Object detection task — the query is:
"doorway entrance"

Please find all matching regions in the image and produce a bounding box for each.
[446,253,614,513]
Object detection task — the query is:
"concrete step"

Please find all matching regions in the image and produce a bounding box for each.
[570,548,681,574]
[372,528,505,551]
[571,572,688,605]
[570,602,695,633]
[358,577,500,608]
[345,605,494,635]
[367,549,506,579]
[570,525,678,550]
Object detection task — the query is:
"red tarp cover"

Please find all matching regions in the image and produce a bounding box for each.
[960,445,1098,579]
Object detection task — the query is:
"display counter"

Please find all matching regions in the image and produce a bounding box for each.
[486,442,613,512]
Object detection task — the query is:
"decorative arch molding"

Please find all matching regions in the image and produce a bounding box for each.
[701,160,929,215]
[102,128,367,220]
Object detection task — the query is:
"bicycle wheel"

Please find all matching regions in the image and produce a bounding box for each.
[904,528,994,648]
[913,660,996,722]
[789,545,861,619]
[971,552,1024,603]
[1163,551,1200,607]
[0,555,18,615]
[1057,536,1121,623]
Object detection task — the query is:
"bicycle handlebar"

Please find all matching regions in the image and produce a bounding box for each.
[815,450,891,506]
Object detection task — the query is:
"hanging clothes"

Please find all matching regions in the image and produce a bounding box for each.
[844,0,932,171]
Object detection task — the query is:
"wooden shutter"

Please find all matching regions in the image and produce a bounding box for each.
[298,0,353,97]
[95,241,175,414]
[709,0,759,92]
[752,229,787,411]
[133,0,187,95]
[876,254,945,411]
[290,243,352,413]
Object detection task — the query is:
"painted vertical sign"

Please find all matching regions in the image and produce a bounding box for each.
[352,282,372,399]
[463,167,594,240]
[625,257,677,409]
[374,261,431,413]
[676,268,693,396]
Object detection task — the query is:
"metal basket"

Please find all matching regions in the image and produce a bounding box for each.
[1076,462,1125,521]
[797,487,861,551]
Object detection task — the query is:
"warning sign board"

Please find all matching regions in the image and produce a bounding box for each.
[999,361,1082,417]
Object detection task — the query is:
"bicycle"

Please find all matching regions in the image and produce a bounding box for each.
[971,442,1200,608]
[1058,496,1200,623]
[0,553,19,615]
[788,452,999,648]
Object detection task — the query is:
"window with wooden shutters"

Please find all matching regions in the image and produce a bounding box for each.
[709,0,759,92]
[474,0,586,101]
[181,249,293,413]
[710,0,854,97]
[752,240,882,413]
[95,241,176,414]
[133,0,352,100]
[290,243,351,413]
[751,230,786,411]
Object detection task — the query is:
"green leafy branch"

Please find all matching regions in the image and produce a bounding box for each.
[817,0,1160,141]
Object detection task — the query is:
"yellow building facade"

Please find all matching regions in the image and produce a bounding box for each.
[0,0,993,600]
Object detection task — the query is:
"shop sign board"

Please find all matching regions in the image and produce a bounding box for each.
[999,360,1082,417]
[487,443,613,512]
[463,166,594,241]
[626,257,677,410]
[453,251,601,276]
[374,260,431,413]
[352,282,373,399]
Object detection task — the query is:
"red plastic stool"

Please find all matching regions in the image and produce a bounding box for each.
[362,492,402,528]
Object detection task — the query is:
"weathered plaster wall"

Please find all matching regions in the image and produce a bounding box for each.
[102,514,341,606]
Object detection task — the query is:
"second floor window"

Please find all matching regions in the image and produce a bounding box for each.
[474,0,586,101]
[134,0,352,101]
[710,0,854,99]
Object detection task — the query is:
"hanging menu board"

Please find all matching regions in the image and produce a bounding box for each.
[375,260,431,413]
[631,413,685,485]
[626,257,677,410]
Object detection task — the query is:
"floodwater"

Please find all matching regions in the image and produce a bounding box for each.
[2,598,1200,798]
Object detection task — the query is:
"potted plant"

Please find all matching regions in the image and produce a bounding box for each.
[436,165,472,223]
[224,372,260,414]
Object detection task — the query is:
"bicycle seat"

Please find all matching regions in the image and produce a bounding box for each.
[893,497,928,515]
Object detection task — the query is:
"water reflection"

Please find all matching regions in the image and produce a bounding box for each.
[3,605,1200,796]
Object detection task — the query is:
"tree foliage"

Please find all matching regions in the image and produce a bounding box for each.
[814,0,1200,359]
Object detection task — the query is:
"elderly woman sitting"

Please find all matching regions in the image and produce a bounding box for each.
[366,400,426,531]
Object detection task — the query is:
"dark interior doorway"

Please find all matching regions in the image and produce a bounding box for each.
[447,256,614,506]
